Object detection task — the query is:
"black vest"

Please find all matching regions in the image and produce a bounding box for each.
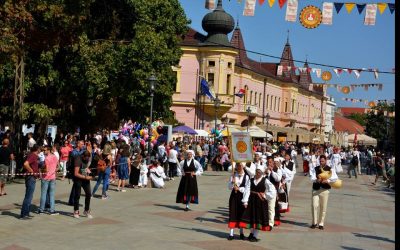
[183,159,196,172]
[283,161,294,171]
[312,166,332,190]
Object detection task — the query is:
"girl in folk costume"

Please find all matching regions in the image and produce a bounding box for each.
[227,162,250,241]
[137,155,148,188]
[330,147,343,174]
[176,150,203,211]
[239,165,274,242]
[149,160,167,188]
[265,156,283,227]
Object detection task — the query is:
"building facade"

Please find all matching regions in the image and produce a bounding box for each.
[324,96,337,143]
[171,1,327,143]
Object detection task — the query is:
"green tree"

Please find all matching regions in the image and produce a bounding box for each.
[347,113,367,126]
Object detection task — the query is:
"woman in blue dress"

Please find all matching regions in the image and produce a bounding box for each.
[117,144,131,192]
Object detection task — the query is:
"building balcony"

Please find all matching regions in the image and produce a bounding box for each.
[281,112,297,121]
[242,104,258,116]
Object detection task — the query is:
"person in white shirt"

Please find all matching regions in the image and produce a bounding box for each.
[290,145,298,170]
[281,153,295,196]
[353,148,361,175]
[266,156,283,227]
[27,133,36,150]
[310,155,338,230]
[227,162,250,240]
[167,142,179,180]
[138,158,148,188]
[330,147,343,174]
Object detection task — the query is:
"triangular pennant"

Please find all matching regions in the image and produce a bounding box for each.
[278,0,287,9]
[353,70,361,79]
[348,69,352,74]
[342,68,348,73]
[333,68,340,77]
[373,69,379,79]
[306,67,312,73]
[378,84,383,90]
[345,3,355,14]
[377,3,387,15]
[268,0,275,7]
[364,85,368,91]
[334,2,344,14]
[259,0,265,6]
[356,4,366,14]
[350,85,355,91]
[388,3,395,14]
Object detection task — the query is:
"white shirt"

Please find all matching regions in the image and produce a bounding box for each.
[178,158,203,176]
[228,172,250,205]
[253,176,277,201]
[282,160,295,183]
[244,163,256,178]
[28,138,36,149]
[310,164,338,184]
[168,148,178,163]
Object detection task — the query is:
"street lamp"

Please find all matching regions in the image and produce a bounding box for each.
[246,106,252,132]
[264,113,270,143]
[147,74,157,162]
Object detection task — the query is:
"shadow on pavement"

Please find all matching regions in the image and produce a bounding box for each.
[1,210,21,219]
[195,216,227,224]
[341,246,364,250]
[352,233,395,244]
[280,219,310,228]
[171,226,227,239]
[207,207,229,217]
[153,203,185,211]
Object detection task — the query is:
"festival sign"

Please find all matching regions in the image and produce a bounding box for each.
[230,132,253,162]
[299,5,322,29]
[321,71,332,81]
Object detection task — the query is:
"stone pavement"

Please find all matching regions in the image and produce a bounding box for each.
[0,164,395,250]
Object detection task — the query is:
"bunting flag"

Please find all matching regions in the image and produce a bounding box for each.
[377,3,387,14]
[322,2,334,25]
[388,3,395,14]
[259,0,265,6]
[373,69,379,79]
[268,0,275,7]
[356,4,366,14]
[285,0,298,22]
[364,85,369,91]
[342,68,348,73]
[378,83,383,90]
[353,69,361,78]
[244,0,257,16]
[205,0,215,9]
[334,2,344,14]
[364,4,377,25]
[312,68,322,78]
[277,65,283,76]
[345,3,355,13]
[278,0,287,9]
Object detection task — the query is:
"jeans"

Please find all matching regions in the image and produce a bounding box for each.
[92,168,110,196]
[21,176,36,218]
[347,164,357,178]
[73,178,91,212]
[40,179,56,212]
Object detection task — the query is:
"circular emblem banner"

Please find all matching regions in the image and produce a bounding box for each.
[341,86,350,94]
[321,71,332,81]
[299,6,322,29]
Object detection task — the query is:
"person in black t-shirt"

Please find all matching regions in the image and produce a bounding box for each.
[0,138,14,196]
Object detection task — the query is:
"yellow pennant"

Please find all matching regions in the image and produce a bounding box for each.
[345,3,355,13]
[377,3,387,14]
[268,0,275,7]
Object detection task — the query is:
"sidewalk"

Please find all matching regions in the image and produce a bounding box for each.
[0,165,395,250]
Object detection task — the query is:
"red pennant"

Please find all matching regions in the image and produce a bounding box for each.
[292,66,297,71]
[306,67,311,73]
[347,69,352,74]
[259,0,266,5]
[278,0,287,9]
[337,68,343,74]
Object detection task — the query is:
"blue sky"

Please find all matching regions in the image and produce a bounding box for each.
[178,0,395,108]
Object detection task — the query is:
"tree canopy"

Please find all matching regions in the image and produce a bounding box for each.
[0,0,189,134]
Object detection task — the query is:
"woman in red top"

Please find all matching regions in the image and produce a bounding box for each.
[60,140,72,181]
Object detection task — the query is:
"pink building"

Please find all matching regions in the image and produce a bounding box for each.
[171,1,326,143]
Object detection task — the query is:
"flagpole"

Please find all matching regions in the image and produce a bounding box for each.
[195,69,199,129]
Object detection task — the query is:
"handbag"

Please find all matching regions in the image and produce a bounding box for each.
[278,192,289,211]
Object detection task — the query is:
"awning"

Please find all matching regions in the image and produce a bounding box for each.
[194,130,210,137]
[348,133,377,146]
[221,125,242,136]
[247,126,273,139]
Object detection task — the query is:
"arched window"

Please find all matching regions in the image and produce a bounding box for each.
[259,93,262,108]
[233,86,236,104]
[278,98,281,112]
[243,85,248,104]
[250,91,253,104]
[266,95,269,110]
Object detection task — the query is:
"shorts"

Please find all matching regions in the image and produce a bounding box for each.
[375,167,383,176]
[0,164,9,182]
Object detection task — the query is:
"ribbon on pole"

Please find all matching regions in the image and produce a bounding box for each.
[322,2,334,25]
[285,0,298,22]
[364,4,377,25]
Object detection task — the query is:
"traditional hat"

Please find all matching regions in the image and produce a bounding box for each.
[256,165,265,172]
[186,150,195,155]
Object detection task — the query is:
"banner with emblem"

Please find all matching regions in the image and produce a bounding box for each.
[230,132,253,162]
[285,0,298,22]
[364,4,377,25]
[322,2,334,25]
[244,0,257,16]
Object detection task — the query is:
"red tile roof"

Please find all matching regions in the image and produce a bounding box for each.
[338,107,370,117]
[334,113,365,134]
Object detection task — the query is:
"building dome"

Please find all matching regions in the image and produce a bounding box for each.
[201,0,234,46]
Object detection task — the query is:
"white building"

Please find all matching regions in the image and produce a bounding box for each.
[324,96,336,143]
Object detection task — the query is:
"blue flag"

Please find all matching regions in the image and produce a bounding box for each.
[200,78,215,99]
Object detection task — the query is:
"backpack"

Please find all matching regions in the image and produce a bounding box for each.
[351,155,359,166]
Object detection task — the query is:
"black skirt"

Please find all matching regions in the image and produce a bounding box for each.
[129,166,140,186]
[239,192,269,231]
[228,190,245,228]
[176,173,198,204]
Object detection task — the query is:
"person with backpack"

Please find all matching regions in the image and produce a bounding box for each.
[348,151,359,179]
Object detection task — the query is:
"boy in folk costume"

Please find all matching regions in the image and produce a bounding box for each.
[239,165,274,242]
[265,156,283,226]
[227,162,250,240]
[281,152,295,197]
[176,150,203,211]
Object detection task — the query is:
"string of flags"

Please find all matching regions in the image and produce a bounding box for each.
[277,65,394,80]
[205,1,395,27]
[309,83,383,94]
[341,98,395,107]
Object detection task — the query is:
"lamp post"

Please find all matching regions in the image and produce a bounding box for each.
[264,113,270,143]
[246,106,252,132]
[147,74,157,161]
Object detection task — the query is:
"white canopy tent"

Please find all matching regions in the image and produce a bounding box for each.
[194,129,210,137]
[348,133,377,146]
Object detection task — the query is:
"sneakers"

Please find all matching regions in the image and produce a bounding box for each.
[49,211,59,216]
[36,210,45,215]
[121,189,127,192]
[310,224,318,229]
[83,210,93,219]
[73,211,80,219]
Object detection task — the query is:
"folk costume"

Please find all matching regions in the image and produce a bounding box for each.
[227,162,250,240]
[239,166,272,242]
[266,162,283,226]
[176,150,202,211]
[150,165,167,188]
[310,162,338,229]
[282,159,295,199]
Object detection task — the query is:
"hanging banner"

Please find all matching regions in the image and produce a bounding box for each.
[364,4,377,25]
[230,132,253,162]
[345,3,356,13]
[268,0,275,8]
[278,0,287,9]
[356,4,366,14]
[299,5,322,29]
[205,0,215,10]
[277,65,283,76]
[312,68,322,78]
[334,2,344,14]
[377,3,387,14]
[373,69,379,79]
[244,0,257,16]
[259,0,266,5]
[388,3,395,14]
[285,0,298,22]
[322,2,334,25]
